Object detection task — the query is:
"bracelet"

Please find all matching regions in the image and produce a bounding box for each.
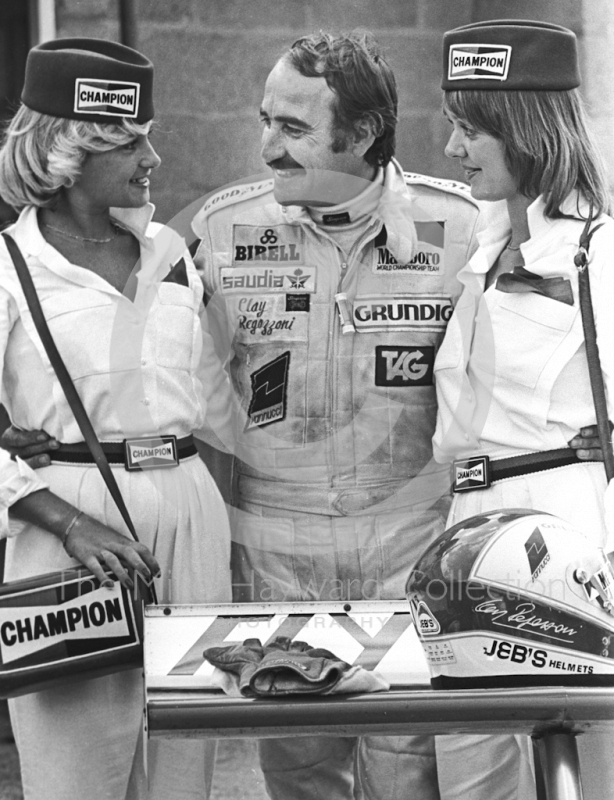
[61,510,84,548]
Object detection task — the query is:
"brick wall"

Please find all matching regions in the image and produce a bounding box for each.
[55,0,595,223]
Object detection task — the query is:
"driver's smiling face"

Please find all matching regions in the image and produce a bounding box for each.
[259,58,372,206]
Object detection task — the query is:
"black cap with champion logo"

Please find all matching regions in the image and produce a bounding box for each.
[21,37,154,123]
[442,19,580,91]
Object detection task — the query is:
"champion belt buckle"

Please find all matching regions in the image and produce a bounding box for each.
[123,435,179,472]
[452,456,491,493]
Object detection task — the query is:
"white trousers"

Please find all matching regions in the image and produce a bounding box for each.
[7,456,231,800]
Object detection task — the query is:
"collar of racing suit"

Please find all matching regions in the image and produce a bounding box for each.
[281,159,418,265]
[306,168,385,259]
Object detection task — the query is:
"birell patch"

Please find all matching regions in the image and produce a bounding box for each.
[74,78,140,117]
[232,225,304,264]
[448,44,512,82]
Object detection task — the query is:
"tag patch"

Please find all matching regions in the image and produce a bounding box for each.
[124,436,179,471]
[221,266,316,294]
[375,346,434,386]
[233,225,304,264]
[448,44,512,82]
[374,222,445,274]
[247,352,290,429]
[453,456,490,492]
[353,294,453,332]
[74,78,140,117]
[286,294,310,312]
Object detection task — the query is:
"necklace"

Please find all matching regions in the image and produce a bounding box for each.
[42,221,122,244]
[506,241,522,252]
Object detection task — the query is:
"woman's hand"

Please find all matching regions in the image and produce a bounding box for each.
[11,490,160,590]
[569,423,613,461]
[63,511,160,589]
[0,425,59,468]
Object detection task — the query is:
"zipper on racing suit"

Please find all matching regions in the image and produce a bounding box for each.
[328,220,385,508]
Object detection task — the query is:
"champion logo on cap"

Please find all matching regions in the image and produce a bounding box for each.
[74,78,140,118]
[448,43,512,82]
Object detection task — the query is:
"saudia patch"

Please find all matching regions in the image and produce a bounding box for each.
[221,266,316,294]
[448,44,512,82]
[233,225,304,264]
[74,78,140,117]
[246,352,290,429]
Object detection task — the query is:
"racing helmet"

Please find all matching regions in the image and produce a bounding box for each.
[406,509,614,689]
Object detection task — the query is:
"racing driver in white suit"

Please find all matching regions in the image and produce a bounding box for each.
[191,31,481,800]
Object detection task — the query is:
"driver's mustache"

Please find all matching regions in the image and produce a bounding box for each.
[268,158,304,170]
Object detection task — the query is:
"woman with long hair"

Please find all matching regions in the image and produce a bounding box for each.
[433,20,614,800]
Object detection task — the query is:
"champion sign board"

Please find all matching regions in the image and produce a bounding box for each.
[0,567,150,698]
[448,44,512,82]
[74,78,140,118]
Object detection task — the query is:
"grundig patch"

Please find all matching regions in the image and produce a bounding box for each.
[448,44,512,82]
[246,351,290,429]
[74,78,140,117]
[233,225,305,264]
[353,294,453,332]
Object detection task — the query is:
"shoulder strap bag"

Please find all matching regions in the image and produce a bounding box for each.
[0,232,154,698]
[573,212,614,481]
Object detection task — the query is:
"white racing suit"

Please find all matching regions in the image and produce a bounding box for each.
[193,159,481,800]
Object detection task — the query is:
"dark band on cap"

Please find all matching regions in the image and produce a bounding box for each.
[442,19,580,91]
[22,38,154,123]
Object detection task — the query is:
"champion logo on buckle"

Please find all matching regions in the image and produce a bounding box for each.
[124,436,179,471]
[453,456,490,492]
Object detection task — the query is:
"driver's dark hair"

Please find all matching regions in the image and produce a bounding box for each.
[285,31,397,168]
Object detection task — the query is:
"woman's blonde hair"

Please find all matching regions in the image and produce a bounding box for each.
[0,105,152,209]
[444,88,612,219]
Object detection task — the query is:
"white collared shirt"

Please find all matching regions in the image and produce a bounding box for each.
[0,204,235,535]
[433,192,614,462]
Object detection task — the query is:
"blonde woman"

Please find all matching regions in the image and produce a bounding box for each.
[0,39,233,799]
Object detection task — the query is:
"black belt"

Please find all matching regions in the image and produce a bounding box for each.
[51,434,197,471]
[452,448,588,493]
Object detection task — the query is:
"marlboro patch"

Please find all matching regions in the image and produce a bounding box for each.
[74,78,140,118]
[246,352,290,429]
[124,436,179,471]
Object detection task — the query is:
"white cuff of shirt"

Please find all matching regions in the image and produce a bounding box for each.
[0,456,49,539]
